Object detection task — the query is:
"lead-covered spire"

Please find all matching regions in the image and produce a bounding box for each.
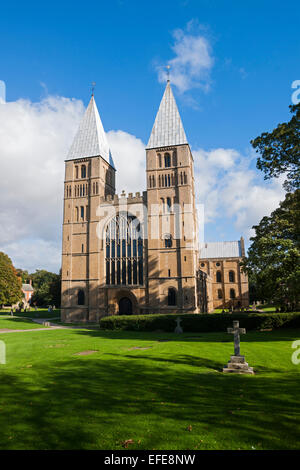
[147,81,188,149]
[67,95,115,168]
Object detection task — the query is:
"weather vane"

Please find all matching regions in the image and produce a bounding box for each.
[166,65,171,82]
[91,81,96,96]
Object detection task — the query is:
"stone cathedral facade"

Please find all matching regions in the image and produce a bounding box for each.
[61,81,249,322]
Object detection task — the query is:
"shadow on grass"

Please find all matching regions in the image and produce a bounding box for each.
[0,317,40,327]
[0,353,299,450]
[73,327,300,344]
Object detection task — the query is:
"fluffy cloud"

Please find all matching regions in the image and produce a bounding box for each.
[0,95,286,273]
[0,95,146,273]
[193,148,286,240]
[0,96,85,272]
[107,130,145,194]
[157,22,213,93]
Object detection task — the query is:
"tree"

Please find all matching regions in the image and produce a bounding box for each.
[0,252,23,306]
[251,102,300,191]
[30,270,61,307]
[242,190,300,310]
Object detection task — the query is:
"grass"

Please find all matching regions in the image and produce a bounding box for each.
[0,326,299,450]
[0,308,60,319]
[0,308,60,330]
[0,316,46,330]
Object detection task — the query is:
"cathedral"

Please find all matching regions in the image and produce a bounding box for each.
[61,80,249,322]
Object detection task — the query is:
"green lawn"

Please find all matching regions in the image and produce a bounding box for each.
[0,316,47,330]
[0,308,60,319]
[0,327,299,450]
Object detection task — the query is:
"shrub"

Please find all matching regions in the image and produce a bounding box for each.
[99,312,300,333]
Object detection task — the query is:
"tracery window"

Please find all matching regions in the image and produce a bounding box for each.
[105,213,143,286]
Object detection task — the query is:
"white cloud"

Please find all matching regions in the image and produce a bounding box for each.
[0,96,85,272]
[0,94,286,273]
[193,147,286,241]
[0,95,146,273]
[157,22,213,93]
[107,130,145,195]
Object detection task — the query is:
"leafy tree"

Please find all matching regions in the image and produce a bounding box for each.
[251,102,300,191]
[242,190,300,310]
[15,269,31,283]
[0,252,23,305]
[30,270,61,307]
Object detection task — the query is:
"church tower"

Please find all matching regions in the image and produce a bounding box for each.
[146,80,199,313]
[61,95,116,321]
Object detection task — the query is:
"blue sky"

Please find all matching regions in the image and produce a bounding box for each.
[0,0,299,272]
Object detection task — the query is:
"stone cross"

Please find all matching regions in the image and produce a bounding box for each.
[227,320,246,356]
[174,317,183,334]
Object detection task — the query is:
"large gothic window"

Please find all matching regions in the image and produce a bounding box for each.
[105,213,143,286]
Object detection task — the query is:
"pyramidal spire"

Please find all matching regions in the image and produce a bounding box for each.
[67,95,115,168]
[147,81,188,149]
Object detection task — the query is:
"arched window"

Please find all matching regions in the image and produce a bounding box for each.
[158,175,161,187]
[164,234,172,248]
[184,172,187,184]
[158,154,162,167]
[75,166,79,179]
[164,153,171,167]
[230,289,236,299]
[216,271,222,283]
[78,290,85,305]
[168,288,177,306]
[149,176,152,188]
[165,175,168,187]
[152,175,155,187]
[81,165,86,179]
[172,152,177,166]
[218,289,223,299]
[168,174,170,186]
[229,271,235,282]
[166,197,171,212]
[105,213,143,286]
[75,206,79,221]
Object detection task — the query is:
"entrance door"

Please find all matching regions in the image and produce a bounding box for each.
[119,297,133,315]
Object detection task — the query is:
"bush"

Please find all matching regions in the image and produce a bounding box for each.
[99,312,300,333]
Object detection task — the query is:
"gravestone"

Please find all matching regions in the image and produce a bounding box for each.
[223,320,254,374]
[174,317,183,334]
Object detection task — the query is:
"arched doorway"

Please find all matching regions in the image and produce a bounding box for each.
[119,297,133,315]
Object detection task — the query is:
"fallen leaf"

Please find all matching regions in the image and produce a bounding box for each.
[122,439,134,448]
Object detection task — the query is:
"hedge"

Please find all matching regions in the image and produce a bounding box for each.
[99,312,300,333]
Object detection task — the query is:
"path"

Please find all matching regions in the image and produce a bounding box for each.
[0,317,99,334]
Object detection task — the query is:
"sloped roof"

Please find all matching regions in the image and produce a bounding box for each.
[199,241,242,259]
[22,284,34,292]
[66,95,115,168]
[147,81,188,149]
